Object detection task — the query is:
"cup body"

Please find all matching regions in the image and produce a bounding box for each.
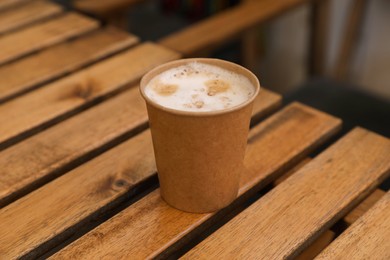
[140,58,260,213]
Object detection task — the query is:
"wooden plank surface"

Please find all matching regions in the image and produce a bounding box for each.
[273,158,336,259]
[274,158,311,185]
[0,0,30,11]
[183,128,390,259]
[0,42,182,205]
[0,1,63,35]
[0,27,138,103]
[0,42,178,150]
[276,158,386,256]
[316,191,390,260]
[0,87,280,207]
[158,0,308,56]
[0,87,144,207]
[276,159,386,224]
[273,157,336,259]
[0,12,98,65]
[0,89,281,259]
[52,103,341,259]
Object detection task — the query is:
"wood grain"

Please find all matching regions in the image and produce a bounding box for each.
[0,88,280,259]
[159,0,308,56]
[0,42,178,150]
[316,191,390,260]
[343,188,386,226]
[0,27,138,103]
[0,1,63,35]
[52,103,341,259]
[183,128,390,259]
[0,12,99,65]
[0,0,30,11]
[0,87,144,207]
[275,158,386,257]
[0,129,155,259]
[274,157,311,185]
[273,157,336,259]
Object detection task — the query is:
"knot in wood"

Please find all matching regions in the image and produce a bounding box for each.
[114,179,128,188]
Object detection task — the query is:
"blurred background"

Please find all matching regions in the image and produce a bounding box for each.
[53,0,390,99]
[52,0,389,137]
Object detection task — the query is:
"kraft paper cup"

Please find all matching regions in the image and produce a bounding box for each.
[140,58,260,213]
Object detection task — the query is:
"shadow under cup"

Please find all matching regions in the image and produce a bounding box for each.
[140,58,260,213]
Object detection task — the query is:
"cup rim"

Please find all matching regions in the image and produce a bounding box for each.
[139,58,260,117]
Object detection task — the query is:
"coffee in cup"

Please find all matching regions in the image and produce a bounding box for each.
[140,58,260,213]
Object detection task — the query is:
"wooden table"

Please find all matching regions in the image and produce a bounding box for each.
[0,2,389,259]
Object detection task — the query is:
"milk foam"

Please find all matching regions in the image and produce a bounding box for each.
[144,62,255,112]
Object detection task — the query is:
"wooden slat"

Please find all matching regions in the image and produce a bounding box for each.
[0,12,98,65]
[183,128,390,259]
[0,27,138,103]
[297,230,335,260]
[316,191,390,260]
[0,0,30,11]
[158,0,308,56]
[275,158,386,257]
[74,0,144,16]
[0,42,178,150]
[277,158,386,227]
[274,157,311,185]
[52,103,341,259]
[0,1,63,35]
[273,157,336,259]
[343,188,386,225]
[0,89,281,259]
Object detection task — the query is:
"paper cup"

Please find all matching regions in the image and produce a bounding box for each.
[140,58,260,213]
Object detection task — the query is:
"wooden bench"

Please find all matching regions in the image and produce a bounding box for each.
[0,2,388,259]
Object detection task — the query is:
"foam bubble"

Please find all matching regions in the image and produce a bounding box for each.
[144,62,255,112]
